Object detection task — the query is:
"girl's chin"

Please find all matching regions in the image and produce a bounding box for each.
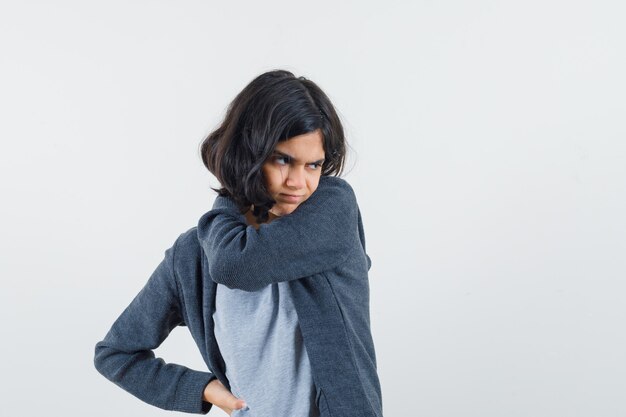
[270,203,299,217]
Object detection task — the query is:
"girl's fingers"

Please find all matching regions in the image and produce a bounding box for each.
[231,398,247,410]
[206,379,247,413]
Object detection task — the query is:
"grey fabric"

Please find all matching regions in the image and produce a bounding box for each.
[213,281,319,417]
[94,175,382,416]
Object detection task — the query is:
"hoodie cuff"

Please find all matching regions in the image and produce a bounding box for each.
[175,369,218,414]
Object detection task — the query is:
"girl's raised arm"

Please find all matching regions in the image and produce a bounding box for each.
[197,176,364,292]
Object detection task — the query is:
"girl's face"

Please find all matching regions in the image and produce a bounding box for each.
[260,129,326,218]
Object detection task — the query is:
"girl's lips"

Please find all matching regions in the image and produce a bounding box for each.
[280,193,302,202]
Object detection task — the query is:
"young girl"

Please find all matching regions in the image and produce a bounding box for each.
[94,70,383,417]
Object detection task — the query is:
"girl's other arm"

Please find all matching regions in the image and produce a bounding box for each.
[94,241,217,414]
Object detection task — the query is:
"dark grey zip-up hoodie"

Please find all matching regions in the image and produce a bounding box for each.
[94,175,383,417]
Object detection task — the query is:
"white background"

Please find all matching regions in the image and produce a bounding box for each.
[1,1,625,416]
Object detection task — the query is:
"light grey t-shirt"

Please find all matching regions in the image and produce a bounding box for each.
[213,281,320,417]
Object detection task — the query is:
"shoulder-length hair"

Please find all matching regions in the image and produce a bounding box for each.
[200,69,347,224]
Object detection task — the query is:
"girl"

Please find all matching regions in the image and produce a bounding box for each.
[94,69,383,417]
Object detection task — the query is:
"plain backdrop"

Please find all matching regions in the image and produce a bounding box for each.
[1,1,625,416]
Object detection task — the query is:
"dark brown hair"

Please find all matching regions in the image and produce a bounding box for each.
[200,69,347,224]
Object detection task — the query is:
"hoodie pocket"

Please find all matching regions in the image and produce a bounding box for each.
[315,387,331,417]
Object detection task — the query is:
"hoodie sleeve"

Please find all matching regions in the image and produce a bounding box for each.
[93,238,217,414]
[197,176,360,292]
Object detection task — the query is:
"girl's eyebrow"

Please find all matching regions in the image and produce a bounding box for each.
[273,150,325,165]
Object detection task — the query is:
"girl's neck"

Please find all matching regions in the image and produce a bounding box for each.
[245,206,279,230]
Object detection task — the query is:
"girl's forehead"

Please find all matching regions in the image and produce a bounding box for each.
[273,140,325,162]
[274,130,324,154]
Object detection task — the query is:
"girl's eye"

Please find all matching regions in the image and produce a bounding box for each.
[274,156,288,165]
[273,156,322,169]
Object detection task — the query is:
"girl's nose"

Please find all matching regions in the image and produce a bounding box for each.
[285,166,305,188]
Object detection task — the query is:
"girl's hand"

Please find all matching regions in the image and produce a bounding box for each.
[203,378,247,415]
